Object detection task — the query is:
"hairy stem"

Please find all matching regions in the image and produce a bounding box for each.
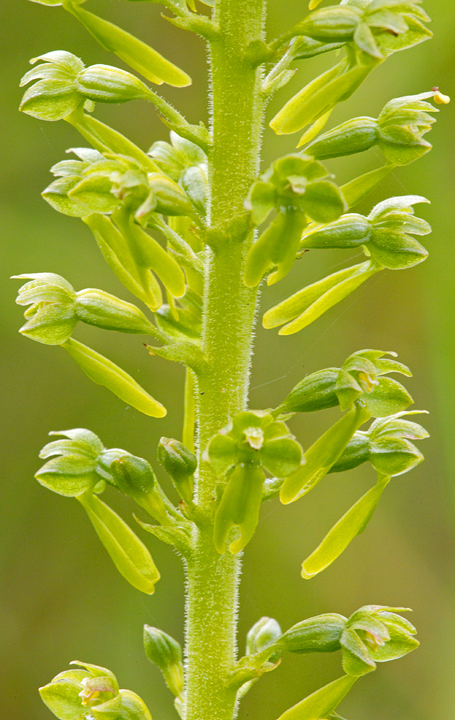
[184,1,267,719]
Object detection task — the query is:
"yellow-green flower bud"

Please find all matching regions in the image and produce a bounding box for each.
[275,368,339,415]
[75,289,155,334]
[137,173,194,218]
[110,454,157,495]
[306,118,378,159]
[278,614,347,654]
[143,625,184,698]
[297,7,361,43]
[246,616,282,657]
[158,437,196,503]
[76,64,153,103]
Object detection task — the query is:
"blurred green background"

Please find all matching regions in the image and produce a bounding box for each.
[1,1,455,718]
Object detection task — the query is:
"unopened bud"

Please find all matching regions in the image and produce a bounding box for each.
[75,289,155,334]
[278,613,346,654]
[275,368,339,414]
[298,7,360,43]
[136,173,194,218]
[110,455,157,495]
[307,118,378,160]
[329,433,370,473]
[76,64,152,104]
[300,214,372,249]
[143,625,184,698]
[246,617,282,663]
[158,437,196,503]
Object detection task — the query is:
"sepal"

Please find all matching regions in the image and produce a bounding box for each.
[90,690,152,720]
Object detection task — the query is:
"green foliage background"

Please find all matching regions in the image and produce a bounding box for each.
[1,1,455,717]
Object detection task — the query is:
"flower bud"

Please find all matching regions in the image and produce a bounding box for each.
[180,164,208,215]
[278,614,347,654]
[306,117,378,159]
[143,625,184,698]
[149,132,208,215]
[246,617,282,660]
[107,453,168,522]
[328,432,370,473]
[158,437,196,503]
[300,214,372,249]
[110,454,157,495]
[75,289,155,334]
[275,368,339,414]
[76,64,153,103]
[137,173,194,218]
[298,7,361,43]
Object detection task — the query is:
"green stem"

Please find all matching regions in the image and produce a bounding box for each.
[183,368,195,452]
[183,1,266,719]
